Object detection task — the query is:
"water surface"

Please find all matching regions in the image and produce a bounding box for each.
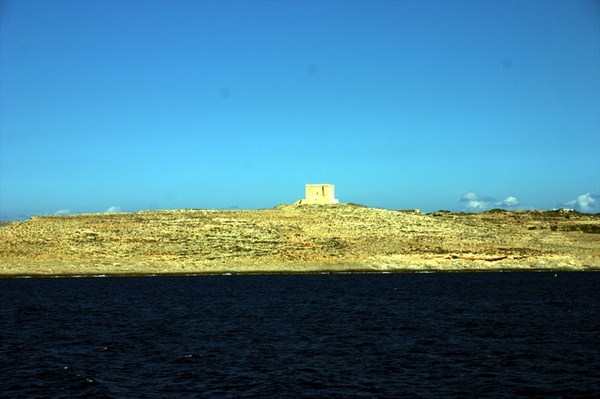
[1,272,598,398]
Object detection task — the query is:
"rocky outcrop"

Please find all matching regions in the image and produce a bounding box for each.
[0,204,598,276]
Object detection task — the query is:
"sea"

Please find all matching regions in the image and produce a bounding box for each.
[1,272,599,398]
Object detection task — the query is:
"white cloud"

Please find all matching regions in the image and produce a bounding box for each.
[565,193,599,213]
[54,209,71,215]
[460,192,520,212]
[464,200,490,211]
[460,192,495,211]
[460,192,480,202]
[104,206,122,213]
[497,196,519,208]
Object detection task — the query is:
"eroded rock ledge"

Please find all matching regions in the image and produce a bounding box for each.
[1,204,598,276]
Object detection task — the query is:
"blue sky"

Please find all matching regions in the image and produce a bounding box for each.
[1,0,599,219]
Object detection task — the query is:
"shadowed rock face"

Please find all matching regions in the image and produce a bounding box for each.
[0,204,598,276]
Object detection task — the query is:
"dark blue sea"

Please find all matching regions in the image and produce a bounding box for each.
[1,272,599,398]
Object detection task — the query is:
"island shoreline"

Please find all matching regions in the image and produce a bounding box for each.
[1,204,598,277]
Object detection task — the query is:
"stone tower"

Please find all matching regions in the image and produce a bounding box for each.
[295,184,339,204]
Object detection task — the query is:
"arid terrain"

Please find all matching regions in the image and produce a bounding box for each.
[0,204,598,276]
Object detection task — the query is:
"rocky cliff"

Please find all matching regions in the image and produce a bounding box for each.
[1,204,598,276]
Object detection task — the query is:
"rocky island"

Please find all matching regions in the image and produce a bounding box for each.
[0,204,599,277]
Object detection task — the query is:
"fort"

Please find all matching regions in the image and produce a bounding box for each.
[295,184,340,205]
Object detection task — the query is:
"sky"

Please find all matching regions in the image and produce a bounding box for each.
[1,0,599,219]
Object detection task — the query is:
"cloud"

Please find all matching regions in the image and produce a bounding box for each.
[460,192,480,202]
[460,192,520,212]
[54,209,71,215]
[497,196,519,207]
[104,206,122,213]
[460,192,495,211]
[565,193,599,213]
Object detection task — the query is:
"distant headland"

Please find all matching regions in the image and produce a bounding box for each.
[1,201,598,277]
